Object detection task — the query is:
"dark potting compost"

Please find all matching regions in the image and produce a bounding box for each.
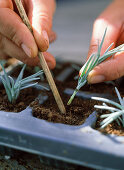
[31,85,95,126]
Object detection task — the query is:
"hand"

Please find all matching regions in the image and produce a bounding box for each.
[0,0,56,69]
[81,0,124,83]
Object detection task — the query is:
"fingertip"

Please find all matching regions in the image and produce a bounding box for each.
[19,24,38,58]
[47,60,56,69]
[49,57,56,69]
[42,30,49,51]
[51,58,56,69]
[87,54,123,84]
[79,70,82,76]
[22,51,56,69]
[31,43,38,58]
[49,31,57,43]
[87,70,105,84]
[33,29,49,52]
[0,0,13,9]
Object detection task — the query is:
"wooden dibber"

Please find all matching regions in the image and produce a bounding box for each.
[14,0,66,114]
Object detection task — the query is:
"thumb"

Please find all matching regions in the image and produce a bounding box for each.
[0,0,13,9]
[87,19,119,59]
[79,20,119,79]
[82,14,120,83]
[87,49,124,83]
[87,0,121,58]
[27,0,56,52]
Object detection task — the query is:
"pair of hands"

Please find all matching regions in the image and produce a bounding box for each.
[0,0,124,84]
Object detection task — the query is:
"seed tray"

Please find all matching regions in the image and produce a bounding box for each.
[0,63,124,170]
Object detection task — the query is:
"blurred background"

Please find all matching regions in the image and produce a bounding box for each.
[49,0,112,64]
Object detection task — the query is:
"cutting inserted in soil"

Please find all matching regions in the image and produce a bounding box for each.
[0,61,123,135]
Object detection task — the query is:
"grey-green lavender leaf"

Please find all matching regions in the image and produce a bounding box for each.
[0,64,46,103]
[92,87,124,129]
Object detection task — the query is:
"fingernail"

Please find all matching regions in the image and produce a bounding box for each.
[79,70,82,76]
[88,75,105,84]
[43,30,49,46]
[21,44,31,58]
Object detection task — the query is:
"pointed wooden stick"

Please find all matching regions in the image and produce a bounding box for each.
[14,0,66,114]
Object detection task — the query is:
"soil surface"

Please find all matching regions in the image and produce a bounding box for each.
[0,87,39,112]
[31,88,95,125]
[0,63,41,112]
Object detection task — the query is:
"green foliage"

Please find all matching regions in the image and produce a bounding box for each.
[0,63,43,103]
[92,87,124,129]
[68,28,124,105]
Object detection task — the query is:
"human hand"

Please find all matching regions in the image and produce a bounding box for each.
[0,0,56,69]
[81,0,124,83]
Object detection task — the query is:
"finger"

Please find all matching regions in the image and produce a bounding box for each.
[116,25,124,46]
[87,49,124,83]
[79,22,119,76]
[42,52,56,69]
[0,8,38,58]
[87,1,123,58]
[0,0,13,9]
[1,34,55,69]
[80,1,123,78]
[18,51,56,69]
[27,0,56,51]
[49,30,57,43]
[88,21,119,59]
[12,0,26,13]
[0,50,8,60]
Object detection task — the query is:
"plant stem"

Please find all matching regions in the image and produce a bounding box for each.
[67,89,78,105]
